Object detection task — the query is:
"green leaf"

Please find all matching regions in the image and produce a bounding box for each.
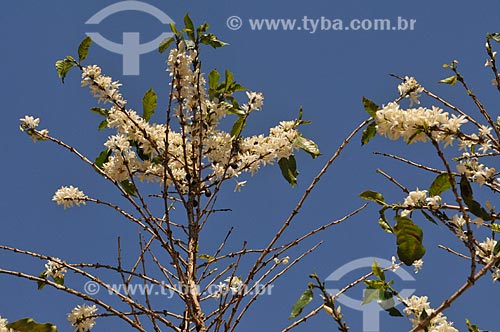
[362,97,379,118]
[94,149,111,169]
[363,280,385,289]
[90,107,108,117]
[359,190,386,205]
[459,175,492,221]
[159,37,175,53]
[379,212,393,233]
[289,287,314,319]
[394,216,426,265]
[361,121,377,145]
[371,260,385,281]
[230,116,245,138]
[6,318,57,332]
[53,276,64,286]
[170,22,178,35]
[121,180,137,197]
[230,82,247,93]
[362,287,382,305]
[199,254,215,262]
[295,135,320,158]
[55,59,74,83]
[378,290,397,311]
[227,108,245,116]
[224,69,234,91]
[386,306,403,317]
[465,318,481,332]
[487,32,500,43]
[142,88,157,122]
[438,75,457,86]
[429,173,452,196]
[200,33,229,48]
[78,36,92,62]
[279,155,299,188]
[208,69,220,91]
[490,223,500,233]
[197,22,210,35]
[493,241,500,268]
[37,271,47,290]
[98,119,108,131]
[420,210,438,225]
[184,13,195,41]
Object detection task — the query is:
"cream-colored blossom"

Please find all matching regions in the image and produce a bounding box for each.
[52,186,87,209]
[67,304,97,332]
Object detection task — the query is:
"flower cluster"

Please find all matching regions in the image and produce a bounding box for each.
[375,103,468,145]
[45,258,67,279]
[476,237,498,262]
[67,304,97,332]
[403,295,458,332]
[213,276,243,298]
[456,154,496,185]
[273,256,290,264]
[81,65,124,106]
[243,91,264,111]
[52,186,88,209]
[400,189,441,216]
[74,47,301,195]
[398,76,424,106]
[0,317,13,332]
[19,115,49,142]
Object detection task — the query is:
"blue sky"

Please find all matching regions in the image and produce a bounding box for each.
[1,1,500,331]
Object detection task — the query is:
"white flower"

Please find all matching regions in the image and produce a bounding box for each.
[375,103,467,144]
[67,304,97,332]
[245,91,264,111]
[19,116,49,142]
[403,295,430,318]
[398,76,424,106]
[45,258,67,279]
[81,65,124,105]
[224,276,243,292]
[492,268,500,283]
[479,125,493,137]
[476,237,498,262]
[274,256,290,264]
[52,186,88,209]
[426,195,442,208]
[456,157,495,185]
[0,316,13,332]
[403,189,427,207]
[403,295,457,331]
[19,115,40,129]
[390,256,399,271]
[412,259,423,273]
[234,180,247,192]
[451,214,466,228]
